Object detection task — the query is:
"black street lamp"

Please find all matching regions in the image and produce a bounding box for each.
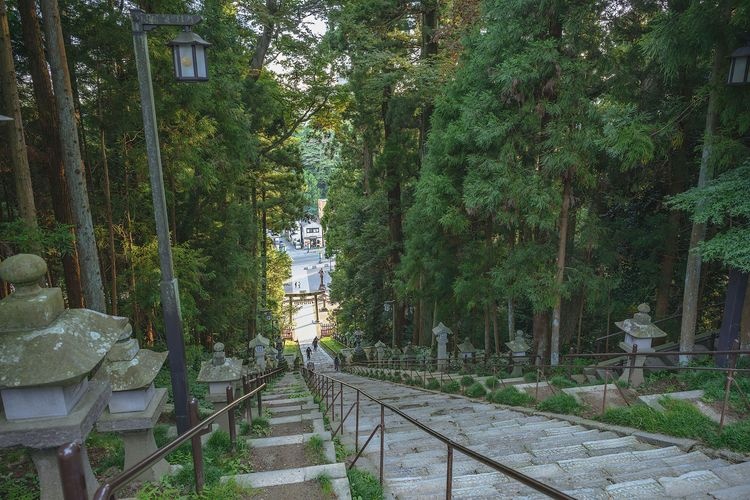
[130,9,209,435]
[728,40,750,85]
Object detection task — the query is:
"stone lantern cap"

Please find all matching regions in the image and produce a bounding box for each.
[197,343,242,383]
[432,322,452,340]
[267,345,279,356]
[100,331,168,391]
[0,254,125,388]
[457,337,476,353]
[248,334,270,349]
[353,330,364,338]
[615,304,667,339]
[374,340,387,348]
[505,330,530,353]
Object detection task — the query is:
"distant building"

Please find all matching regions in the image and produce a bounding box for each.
[301,221,323,248]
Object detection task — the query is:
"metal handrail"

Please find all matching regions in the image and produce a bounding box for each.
[58,367,284,500]
[302,367,573,499]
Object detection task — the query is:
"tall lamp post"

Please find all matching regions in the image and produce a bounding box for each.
[130,9,210,434]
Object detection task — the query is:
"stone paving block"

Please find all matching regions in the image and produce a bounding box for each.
[605,478,666,499]
[708,483,750,499]
[658,469,727,497]
[557,451,639,472]
[529,444,589,462]
[582,435,639,451]
[662,450,710,466]
[711,460,750,486]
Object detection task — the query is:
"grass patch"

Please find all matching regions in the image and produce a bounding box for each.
[536,393,582,415]
[284,339,300,356]
[549,376,576,389]
[484,376,499,389]
[320,337,346,354]
[460,375,475,387]
[333,436,351,462]
[86,431,124,474]
[441,381,461,394]
[465,382,487,398]
[306,435,329,464]
[136,477,255,499]
[523,371,538,383]
[348,467,383,500]
[317,472,334,495]
[249,417,271,437]
[488,387,534,406]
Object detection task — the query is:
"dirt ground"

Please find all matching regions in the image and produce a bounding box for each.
[270,420,314,437]
[246,479,334,499]
[249,443,315,471]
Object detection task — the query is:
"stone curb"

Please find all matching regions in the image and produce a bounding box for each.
[221,462,347,487]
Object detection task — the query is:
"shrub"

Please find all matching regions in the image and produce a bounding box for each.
[426,378,441,390]
[485,376,498,389]
[523,371,538,382]
[536,393,582,415]
[465,382,487,398]
[489,387,534,406]
[441,381,461,394]
[460,375,475,387]
[348,468,383,500]
[412,377,424,387]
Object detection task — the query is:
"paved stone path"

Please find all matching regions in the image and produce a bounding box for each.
[301,339,336,373]
[222,371,351,498]
[318,371,750,499]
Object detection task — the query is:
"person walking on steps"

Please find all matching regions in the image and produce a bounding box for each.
[334,354,340,372]
[312,337,318,351]
[306,346,312,361]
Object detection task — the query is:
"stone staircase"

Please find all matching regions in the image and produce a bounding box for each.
[221,371,352,498]
[301,339,336,372]
[318,371,750,499]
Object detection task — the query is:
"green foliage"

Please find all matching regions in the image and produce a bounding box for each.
[426,378,441,390]
[317,472,334,496]
[0,220,75,255]
[85,432,124,474]
[249,417,271,438]
[489,387,534,406]
[549,376,577,389]
[465,382,488,398]
[484,377,499,389]
[347,467,384,500]
[441,381,461,394]
[536,394,583,415]
[460,375,475,387]
[320,338,346,353]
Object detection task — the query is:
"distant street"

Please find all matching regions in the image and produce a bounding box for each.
[282,236,333,343]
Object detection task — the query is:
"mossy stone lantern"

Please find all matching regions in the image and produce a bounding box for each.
[248,333,270,371]
[374,340,387,364]
[197,343,243,433]
[432,322,452,371]
[505,330,531,377]
[0,254,125,499]
[96,329,169,482]
[457,337,477,361]
[616,303,666,387]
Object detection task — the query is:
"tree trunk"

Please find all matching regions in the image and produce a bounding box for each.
[1,0,37,230]
[249,0,277,81]
[17,0,83,307]
[100,126,117,315]
[532,311,549,367]
[679,45,724,363]
[507,298,515,343]
[740,278,750,351]
[41,0,105,312]
[484,303,491,353]
[492,301,500,354]
[550,173,572,365]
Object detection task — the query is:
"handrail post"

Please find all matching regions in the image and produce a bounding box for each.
[226,386,236,450]
[189,398,205,493]
[446,444,453,500]
[243,376,252,425]
[257,389,263,419]
[355,389,360,453]
[340,381,344,426]
[58,441,88,500]
[379,404,385,485]
[602,371,609,415]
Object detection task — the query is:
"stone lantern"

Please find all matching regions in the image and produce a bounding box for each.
[505,330,531,377]
[96,328,169,482]
[617,303,666,386]
[266,345,279,369]
[374,340,387,364]
[432,322,452,371]
[248,333,270,371]
[0,254,125,499]
[196,343,243,433]
[353,330,365,358]
[458,337,476,362]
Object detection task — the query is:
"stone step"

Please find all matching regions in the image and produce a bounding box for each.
[222,462,351,499]
[708,483,750,499]
[658,469,728,497]
[248,430,332,448]
[711,460,750,486]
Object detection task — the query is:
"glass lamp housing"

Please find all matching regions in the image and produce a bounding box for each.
[728,45,750,85]
[168,28,210,82]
